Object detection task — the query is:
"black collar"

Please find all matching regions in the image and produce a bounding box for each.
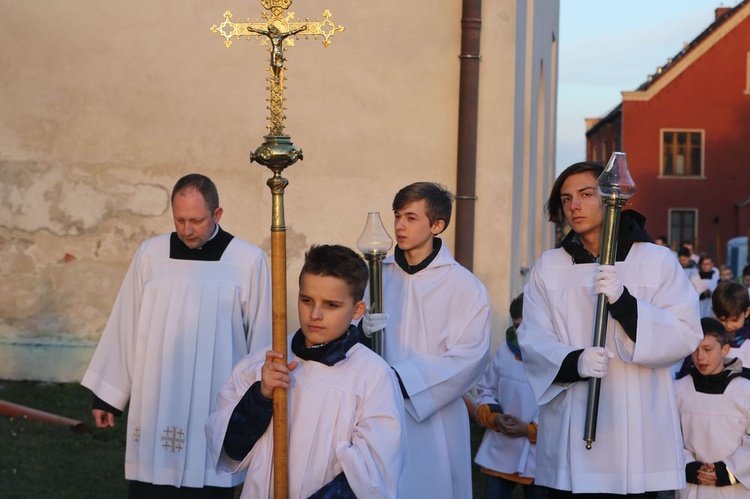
[169,226,234,261]
[561,210,652,264]
[688,358,747,394]
[394,238,442,275]
[291,325,360,366]
[698,269,716,279]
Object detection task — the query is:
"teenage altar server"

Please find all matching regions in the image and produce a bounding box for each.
[362,182,491,498]
[82,174,271,498]
[206,245,406,498]
[518,162,702,498]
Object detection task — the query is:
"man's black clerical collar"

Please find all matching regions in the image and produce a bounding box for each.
[170,226,234,261]
[394,238,442,275]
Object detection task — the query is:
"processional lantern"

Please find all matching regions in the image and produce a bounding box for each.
[357,213,393,356]
[584,151,636,450]
[211,2,344,496]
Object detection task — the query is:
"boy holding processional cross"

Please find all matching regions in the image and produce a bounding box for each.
[205,244,406,498]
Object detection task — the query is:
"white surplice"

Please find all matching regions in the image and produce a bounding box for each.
[474,342,539,479]
[81,233,272,488]
[204,340,406,499]
[675,368,750,498]
[689,267,719,317]
[382,243,491,499]
[518,242,702,494]
[730,342,750,368]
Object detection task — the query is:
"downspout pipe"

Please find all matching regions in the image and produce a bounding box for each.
[455,0,482,271]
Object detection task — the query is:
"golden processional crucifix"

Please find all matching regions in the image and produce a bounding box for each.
[211,2,343,497]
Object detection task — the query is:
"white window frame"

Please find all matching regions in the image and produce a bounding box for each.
[668,208,699,249]
[659,129,705,178]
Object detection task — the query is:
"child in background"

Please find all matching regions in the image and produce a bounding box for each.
[691,256,719,317]
[474,293,547,499]
[678,247,698,275]
[718,265,734,282]
[712,280,750,368]
[205,245,406,498]
[675,281,750,379]
[674,317,750,498]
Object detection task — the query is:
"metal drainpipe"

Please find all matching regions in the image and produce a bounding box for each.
[454,0,481,271]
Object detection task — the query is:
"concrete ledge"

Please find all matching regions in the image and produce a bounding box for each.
[0,339,96,383]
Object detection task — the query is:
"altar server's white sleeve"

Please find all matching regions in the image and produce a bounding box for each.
[475,348,502,407]
[723,384,750,488]
[242,251,272,353]
[205,353,265,475]
[618,249,702,368]
[393,284,491,422]
[81,245,145,410]
[517,258,580,406]
[336,364,406,499]
[689,273,709,294]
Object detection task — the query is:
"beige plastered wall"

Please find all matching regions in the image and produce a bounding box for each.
[0,0,558,380]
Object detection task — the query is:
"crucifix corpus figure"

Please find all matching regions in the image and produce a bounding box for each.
[248,23,307,85]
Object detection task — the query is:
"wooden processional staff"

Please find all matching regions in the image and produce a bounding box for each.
[211,2,344,496]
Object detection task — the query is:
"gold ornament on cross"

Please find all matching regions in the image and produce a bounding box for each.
[211,1,344,136]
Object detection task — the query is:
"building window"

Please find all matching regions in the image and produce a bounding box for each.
[670,209,697,248]
[662,130,703,176]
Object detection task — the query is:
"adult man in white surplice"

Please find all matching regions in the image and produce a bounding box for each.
[82,173,272,498]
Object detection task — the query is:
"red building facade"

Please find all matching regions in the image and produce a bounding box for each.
[586,3,750,263]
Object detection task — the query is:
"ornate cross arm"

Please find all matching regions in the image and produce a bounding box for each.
[212,9,344,48]
[211,7,343,136]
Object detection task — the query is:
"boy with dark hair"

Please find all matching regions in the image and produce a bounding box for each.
[712,280,750,367]
[678,247,698,275]
[682,241,700,265]
[362,181,491,498]
[205,245,405,499]
[519,161,701,497]
[674,317,750,497]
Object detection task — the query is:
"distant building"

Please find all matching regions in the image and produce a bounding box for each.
[585,2,750,261]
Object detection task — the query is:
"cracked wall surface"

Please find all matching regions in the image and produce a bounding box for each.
[0,0,558,380]
[0,162,170,341]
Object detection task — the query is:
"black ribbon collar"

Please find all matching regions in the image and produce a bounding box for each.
[291,325,360,367]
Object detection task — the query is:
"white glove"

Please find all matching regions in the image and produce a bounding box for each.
[362,312,388,337]
[577,347,614,378]
[594,264,624,303]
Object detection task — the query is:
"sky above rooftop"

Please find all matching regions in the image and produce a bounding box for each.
[555,0,743,174]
